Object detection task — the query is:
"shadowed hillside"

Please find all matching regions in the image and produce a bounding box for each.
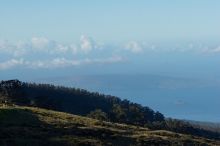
[1,105,220,146]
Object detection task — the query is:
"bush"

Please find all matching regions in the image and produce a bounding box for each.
[87,109,108,121]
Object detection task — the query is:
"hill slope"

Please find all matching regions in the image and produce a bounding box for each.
[0,80,220,142]
[0,79,165,126]
[1,105,219,146]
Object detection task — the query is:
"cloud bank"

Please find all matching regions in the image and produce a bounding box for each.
[0,35,125,70]
[125,41,143,53]
[0,56,123,70]
[0,35,219,70]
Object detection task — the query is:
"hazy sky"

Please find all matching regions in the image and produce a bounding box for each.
[1,0,220,41]
[1,0,220,80]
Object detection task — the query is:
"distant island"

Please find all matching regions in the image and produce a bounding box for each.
[0,80,220,146]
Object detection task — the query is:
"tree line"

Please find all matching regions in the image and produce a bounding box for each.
[0,80,164,125]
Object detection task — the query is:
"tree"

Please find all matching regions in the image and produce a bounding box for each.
[154,111,165,122]
[111,104,127,122]
[87,109,108,121]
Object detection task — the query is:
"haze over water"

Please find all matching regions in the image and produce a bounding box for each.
[28,73,220,123]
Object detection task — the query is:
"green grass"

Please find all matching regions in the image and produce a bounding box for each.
[0,105,219,146]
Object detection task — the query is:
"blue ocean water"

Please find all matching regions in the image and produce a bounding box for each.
[32,74,220,122]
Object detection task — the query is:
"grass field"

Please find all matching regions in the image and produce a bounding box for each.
[0,105,219,146]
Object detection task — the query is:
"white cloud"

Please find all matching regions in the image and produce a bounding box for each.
[14,41,30,57]
[0,36,129,70]
[0,59,24,70]
[31,37,51,50]
[207,46,220,53]
[29,35,100,54]
[200,45,220,54]
[69,44,78,54]
[2,36,220,71]
[0,56,124,70]
[0,40,7,50]
[80,35,94,53]
[83,56,124,64]
[0,40,28,57]
[125,41,143,53]
[0,40,13,52]
[55,44,71,54]
[29,56,124,69]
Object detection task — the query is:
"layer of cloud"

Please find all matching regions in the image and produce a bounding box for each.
[1,36,219,70]
[1,37,214,58]
[125,41,143,53]
[0,35,102,57]
[0,35,129,70]
[80,35,94,53]
[28,56,123,69]
[0,59,25,70]
[0,56,124,70]
[205,46,220,53]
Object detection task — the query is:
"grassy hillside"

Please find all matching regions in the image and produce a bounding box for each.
[1,105,219,146]
[1,80,220,141]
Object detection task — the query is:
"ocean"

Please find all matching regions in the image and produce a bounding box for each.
[33,74,220,122]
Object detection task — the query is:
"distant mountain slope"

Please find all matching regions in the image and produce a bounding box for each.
[186,120,220,133]
[1,105,219,146]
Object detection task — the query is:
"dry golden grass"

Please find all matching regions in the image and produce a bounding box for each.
[0,105,219,146]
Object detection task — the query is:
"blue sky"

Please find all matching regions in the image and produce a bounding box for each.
[1,0,220,80]
[1,0,220,42]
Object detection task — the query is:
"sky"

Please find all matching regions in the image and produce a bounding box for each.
[1,0,220,42]
[0,0,220,42]
[0,0,220,79]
